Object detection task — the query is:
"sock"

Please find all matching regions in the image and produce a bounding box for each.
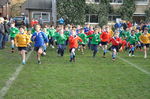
[112,53,116,59]
[11,44,14,49]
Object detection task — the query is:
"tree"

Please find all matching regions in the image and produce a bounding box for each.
[98,0,112,27]
[57,0,86,25]
[145,7,150,22]
[118,0,136,21]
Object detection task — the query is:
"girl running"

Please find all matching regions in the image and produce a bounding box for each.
[14,26,30,64]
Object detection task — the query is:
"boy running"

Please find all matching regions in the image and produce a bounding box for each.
[54,28,67,56]
[69,30,82,62]
[100,27,110,58]
[87,28,101,57]
[127,30,138,56]
[31,24,48,64]
[9,23,19,53]
[109,33,122,61]
[78,28,88,54]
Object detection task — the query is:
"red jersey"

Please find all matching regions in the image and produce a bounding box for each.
[69,35,82,49]
[109,37,122,46]
[30,20,39,27]
[100,31,110,42]
[87,30,94,39]
[127,22,132,28]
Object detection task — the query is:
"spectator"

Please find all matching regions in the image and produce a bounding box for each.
[0,17,5,49]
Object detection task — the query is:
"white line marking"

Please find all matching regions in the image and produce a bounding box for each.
[118,56,150,75]
[108,51,150,75]
[0,50,33,99]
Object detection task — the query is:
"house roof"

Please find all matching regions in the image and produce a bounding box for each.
[23,0,52,10]
[0,0,9,7]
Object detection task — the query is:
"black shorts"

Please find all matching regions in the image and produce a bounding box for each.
[101,41,108,45]
[18,47,27,51]
[142,43,149,47]
[34,47,42,52]
[10,37,15,40]
[112,45,119,52]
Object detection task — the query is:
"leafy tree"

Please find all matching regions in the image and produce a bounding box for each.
[118,0,136,21]
[57,0,86,25]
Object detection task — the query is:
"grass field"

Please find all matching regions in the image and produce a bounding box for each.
[0,44,150,99]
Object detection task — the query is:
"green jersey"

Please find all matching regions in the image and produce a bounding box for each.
[135,32,142,41]
[78,33,88,44]
[9,27,19,38]
[120,30,130,39]
[54,33,67,44]
[87,34,100,45]
[43,28,49,37]
[64,31,70,39]
[31,28,36,34]
[49,29,56,37]
[127,34,138,44]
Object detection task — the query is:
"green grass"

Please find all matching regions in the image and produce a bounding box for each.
[0,45,150,99]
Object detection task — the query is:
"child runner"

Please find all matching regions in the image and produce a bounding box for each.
[109,33,122,61]
[87,28,101,57]
[55,28,67,56]
[9,23,19,53]
[49,25,56,48]
[139,28,150,58]
[78,28,88,54]
[69,30,82,62]
[64,26,71,45]
[100,27,110,58]
[43,24,50,55]
[31,24,48,64]
[87,25,94,49]
[14,26,30,64]
[135,29,142,51]
[127,30,138,57]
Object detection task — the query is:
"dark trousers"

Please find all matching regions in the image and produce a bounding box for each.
[57,44,66,56]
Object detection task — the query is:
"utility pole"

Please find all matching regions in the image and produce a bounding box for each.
[52,0,57,26]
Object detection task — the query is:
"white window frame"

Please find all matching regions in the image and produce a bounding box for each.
[135,0,149,5]
[110,0,123,5]
[32,11,50,22]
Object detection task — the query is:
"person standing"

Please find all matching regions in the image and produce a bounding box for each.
[0,17,5,49]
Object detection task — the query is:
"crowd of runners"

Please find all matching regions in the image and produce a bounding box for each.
[0,17,150,64]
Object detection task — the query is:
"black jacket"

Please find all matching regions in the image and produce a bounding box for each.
[4,21,10,34]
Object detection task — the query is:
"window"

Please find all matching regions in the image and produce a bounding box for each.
[86,0,100,3]
[110,0,123,4]
[32,12,50,22]
[42,13,49,22]
[135,0,149,5]
[108,15,121,21]
[86,14,98,23]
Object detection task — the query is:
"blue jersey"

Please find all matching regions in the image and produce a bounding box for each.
[84,27,89,33]
[31,31,48,47]
[59,18,64,24]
